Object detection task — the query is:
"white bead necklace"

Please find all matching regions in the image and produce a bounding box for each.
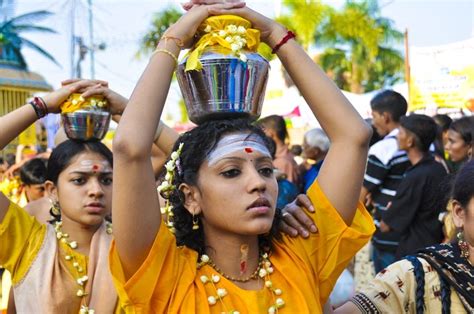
[197,252,285,313]
[54,221,112,314]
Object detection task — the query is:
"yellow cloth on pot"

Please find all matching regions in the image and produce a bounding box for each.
[185,15,261,72]
[60,93,108,113]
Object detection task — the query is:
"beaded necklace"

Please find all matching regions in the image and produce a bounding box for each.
[54,221,112,314]
[206,254,263,283]
[198,252,285,313]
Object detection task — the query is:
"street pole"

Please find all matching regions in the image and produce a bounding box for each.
[404,29,411,109]
[70,0,76,77]
[88,0,95,79]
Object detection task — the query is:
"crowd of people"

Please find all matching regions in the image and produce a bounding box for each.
[0,0,473,313]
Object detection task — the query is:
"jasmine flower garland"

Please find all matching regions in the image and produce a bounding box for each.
[158,142,184,232]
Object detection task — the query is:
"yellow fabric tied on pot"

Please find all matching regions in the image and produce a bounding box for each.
[60,93,108,113]
[185,15,261,72]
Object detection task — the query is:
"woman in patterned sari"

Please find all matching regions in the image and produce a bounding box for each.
[336,159,474,313]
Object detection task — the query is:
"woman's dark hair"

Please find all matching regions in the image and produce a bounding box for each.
[449,116,474,145]
[432,114,452,159]
[266,136,277,159]
[20,158,48,185]
[290,144,303,157]
[257,115,289,143]
[47,140,113,184]
[162,118,282,256]
[47,140,113,223]
[451,159,474,208]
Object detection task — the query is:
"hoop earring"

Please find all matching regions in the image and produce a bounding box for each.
[457,231,470,259]
[192,213,199,230]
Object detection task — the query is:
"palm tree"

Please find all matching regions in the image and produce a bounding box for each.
[137,7,182,58]
[0,10,59,69]
[316,0,404,93]
[276,0,328,51]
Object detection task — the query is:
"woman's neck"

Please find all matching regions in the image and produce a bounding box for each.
[204,229,261,282]
[60,218,102,256]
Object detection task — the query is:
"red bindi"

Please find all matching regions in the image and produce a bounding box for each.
[92,164,99,172]
[244,147,253,153]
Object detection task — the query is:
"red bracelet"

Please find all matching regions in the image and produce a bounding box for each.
[271,30,296,54]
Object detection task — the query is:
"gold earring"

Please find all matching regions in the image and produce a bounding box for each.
[457,231,470,259]
[51,201,61,216]
[192,213,199,230]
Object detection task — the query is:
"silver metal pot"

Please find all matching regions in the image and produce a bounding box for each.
[176,47,269,124]
[62,109,111,141]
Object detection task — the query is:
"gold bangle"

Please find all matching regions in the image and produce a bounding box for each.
[161,35,184,48]
[151,48,178,66]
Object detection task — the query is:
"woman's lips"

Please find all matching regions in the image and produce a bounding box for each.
[84,203,104,213]
[247,197,271,214]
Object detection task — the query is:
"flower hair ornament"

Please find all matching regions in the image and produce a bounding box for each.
[157,142,184,232]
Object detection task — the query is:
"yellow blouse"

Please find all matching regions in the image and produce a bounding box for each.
[109,181,375,313]
[0,202,119,313]
[0,203,97,287]
[0,202,46,284]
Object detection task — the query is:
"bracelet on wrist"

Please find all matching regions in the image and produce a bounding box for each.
[151,47,179,67]
[29,96,48,119]
[271,30,296,54]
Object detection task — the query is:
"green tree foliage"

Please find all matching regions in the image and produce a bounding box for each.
[136,6,182,59]
[317,0,404,93]
[276,0,328,51]
[138,1,404,94]
[0,10,59,69]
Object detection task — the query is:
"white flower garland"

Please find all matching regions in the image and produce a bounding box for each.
[158,142,184,232]
[205,24,249,62]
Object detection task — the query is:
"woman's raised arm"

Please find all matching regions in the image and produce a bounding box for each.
[0,80,107,222]
[206,4,372,225]
[275,30,372,225]
[111,2,245,278]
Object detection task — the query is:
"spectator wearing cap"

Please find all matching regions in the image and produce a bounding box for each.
[379,114,447,259]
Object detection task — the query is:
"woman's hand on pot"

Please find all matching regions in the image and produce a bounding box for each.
[41,79,108,114]
[279,194,317,238]
[80,84,128,115]
[168,0,246,48]
[183,0,287,47]
[182,0,243,11]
